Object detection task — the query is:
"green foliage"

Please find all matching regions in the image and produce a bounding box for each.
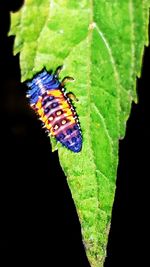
[10,0,150,266]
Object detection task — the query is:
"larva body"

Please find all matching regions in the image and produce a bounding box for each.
[26,68,82,153]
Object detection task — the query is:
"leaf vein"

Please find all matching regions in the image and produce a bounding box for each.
[94,24,121,88]
[92,103,113,161]
[94,23,121,135]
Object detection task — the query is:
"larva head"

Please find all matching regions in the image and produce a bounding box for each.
[26,69,61,105]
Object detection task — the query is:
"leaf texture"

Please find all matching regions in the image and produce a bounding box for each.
[10,0,150,266]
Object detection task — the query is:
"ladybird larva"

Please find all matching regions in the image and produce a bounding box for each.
[26,66,82,153]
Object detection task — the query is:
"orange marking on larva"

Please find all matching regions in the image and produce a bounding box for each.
[46,124,51,130]
[63,108,76,123]
[64,108,73,117]
[45,120,51,130]
[65,115,76,124]
[38,108,44,116]
[36,100,42,109]
[41,115,48,123]
[47,90,62,97]
[60,101,70,110]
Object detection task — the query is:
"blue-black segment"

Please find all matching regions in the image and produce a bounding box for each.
[48,96,54,101]
[44,107,50,114]
[65,132,82,153]
[57,133,65,140]
[51,102,59,108]
[26,69,61,105]
[73,125,78,130]
[72,136,77,143]
[66,128,72,135]
[56,129,82,153]
[65,141,70,146]
[42,99,47,106]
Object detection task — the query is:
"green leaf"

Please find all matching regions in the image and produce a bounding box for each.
[9,0,150,266]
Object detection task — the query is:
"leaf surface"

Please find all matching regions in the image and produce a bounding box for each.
[10,0,150,266]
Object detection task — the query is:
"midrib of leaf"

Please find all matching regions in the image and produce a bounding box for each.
[84,0,100,261]
[89,7,117,172]
[87,8,119,265]
[94,23,120,136]
[87,0,97,191]
[83,0,119,263]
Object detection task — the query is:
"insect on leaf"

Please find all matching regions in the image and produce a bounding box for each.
[9,0,150,266]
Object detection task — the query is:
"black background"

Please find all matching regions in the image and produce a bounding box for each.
[0,1,149,266]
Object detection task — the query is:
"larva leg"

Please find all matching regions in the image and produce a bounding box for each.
[66,92,78,102]
[61,76,75,87]
[54,65,63,78]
